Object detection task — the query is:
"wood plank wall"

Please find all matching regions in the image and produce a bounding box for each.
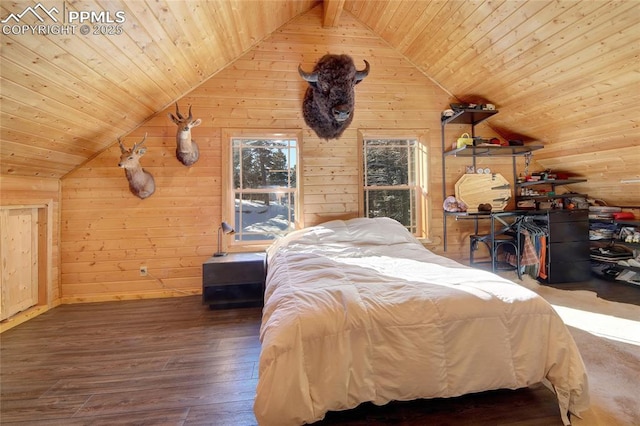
[59,6,539,302]
[0,175,60,329]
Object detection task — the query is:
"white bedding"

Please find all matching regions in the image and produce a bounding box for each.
[254,217,589,425]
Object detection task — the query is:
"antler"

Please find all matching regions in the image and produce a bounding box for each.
[118,133,148,152]
[175,103,184,120]
[174,103,193,121]
[131,133,148,151]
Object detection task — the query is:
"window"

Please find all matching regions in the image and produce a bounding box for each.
[360,130,430,238]
[222,129,301,249]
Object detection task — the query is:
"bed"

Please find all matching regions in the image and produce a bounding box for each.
[254,217,589,425]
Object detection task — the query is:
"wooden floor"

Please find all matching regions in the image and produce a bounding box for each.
[545,274,640,305]
[2,276,639,426]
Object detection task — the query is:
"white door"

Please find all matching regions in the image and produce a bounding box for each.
[0,207,39,321]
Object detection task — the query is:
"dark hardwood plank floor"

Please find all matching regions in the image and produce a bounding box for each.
[2,276,638,426]
[545,274,640,305]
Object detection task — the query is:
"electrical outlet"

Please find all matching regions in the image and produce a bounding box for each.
[139,266,148,276]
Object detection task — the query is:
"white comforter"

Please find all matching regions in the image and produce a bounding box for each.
[254,217,589,425]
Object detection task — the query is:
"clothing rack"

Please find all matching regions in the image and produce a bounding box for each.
[513,216,550,280]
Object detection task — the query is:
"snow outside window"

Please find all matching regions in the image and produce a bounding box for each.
[230,135,298,243]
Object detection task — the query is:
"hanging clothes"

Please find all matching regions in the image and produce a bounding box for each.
[538,234,548,280]
[505,228,535,267]
[515,217,549,280]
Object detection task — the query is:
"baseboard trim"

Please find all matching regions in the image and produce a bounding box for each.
[1,304,52,333]
[59,289,200,305]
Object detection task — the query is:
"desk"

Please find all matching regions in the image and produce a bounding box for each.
[449,209,529,228]
[457,210,590,283]
[461,211,524,275]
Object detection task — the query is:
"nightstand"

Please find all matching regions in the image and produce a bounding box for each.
[202,252,266,309]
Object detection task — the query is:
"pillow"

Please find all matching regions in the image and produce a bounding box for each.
[316,217,418,245]
[267,217,419,257]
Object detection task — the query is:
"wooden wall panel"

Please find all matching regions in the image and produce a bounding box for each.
[61,127,220,302]
[59,6,493,301]
[0,176,60,330]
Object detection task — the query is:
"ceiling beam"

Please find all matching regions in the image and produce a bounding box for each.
[323,0,345,27]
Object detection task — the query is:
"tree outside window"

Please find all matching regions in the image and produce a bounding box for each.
[360,131,430,238]
[229,134,299,243]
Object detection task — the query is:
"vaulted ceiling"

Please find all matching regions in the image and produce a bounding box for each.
[1,0,638,188]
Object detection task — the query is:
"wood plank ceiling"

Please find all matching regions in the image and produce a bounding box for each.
[1,0,639,194]
[345,1,639,163]
[0,0,320,178]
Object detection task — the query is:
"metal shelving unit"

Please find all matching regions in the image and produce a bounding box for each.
[441,109,543,251]
[516,178,588,206]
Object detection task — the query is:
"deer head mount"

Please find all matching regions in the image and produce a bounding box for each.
[168,103,201,167]
[118,133,155,199]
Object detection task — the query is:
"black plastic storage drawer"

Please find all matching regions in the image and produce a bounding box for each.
[548,242,591,262]
[546,260,592,283]
[546,209,588,223]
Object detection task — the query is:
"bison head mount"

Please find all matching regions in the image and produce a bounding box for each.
[299,54,370,140]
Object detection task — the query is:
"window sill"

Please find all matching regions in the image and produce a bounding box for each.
[416,237,434,245]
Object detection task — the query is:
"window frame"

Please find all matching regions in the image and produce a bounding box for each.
[221,128,303,253]
[358,129,431,240]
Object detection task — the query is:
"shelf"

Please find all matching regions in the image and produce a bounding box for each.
[444,144,543,157]
[589,218,640,227]
[592,262,640,285]
[590,237,640,249]
[517,193,588,201]
[441,107,503,252]
[517,178,587,187]
[444,211,493,219]
[440,107,544,252]
[441,108,498,126]
[589,219,639,251]
[605,241,640,249]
